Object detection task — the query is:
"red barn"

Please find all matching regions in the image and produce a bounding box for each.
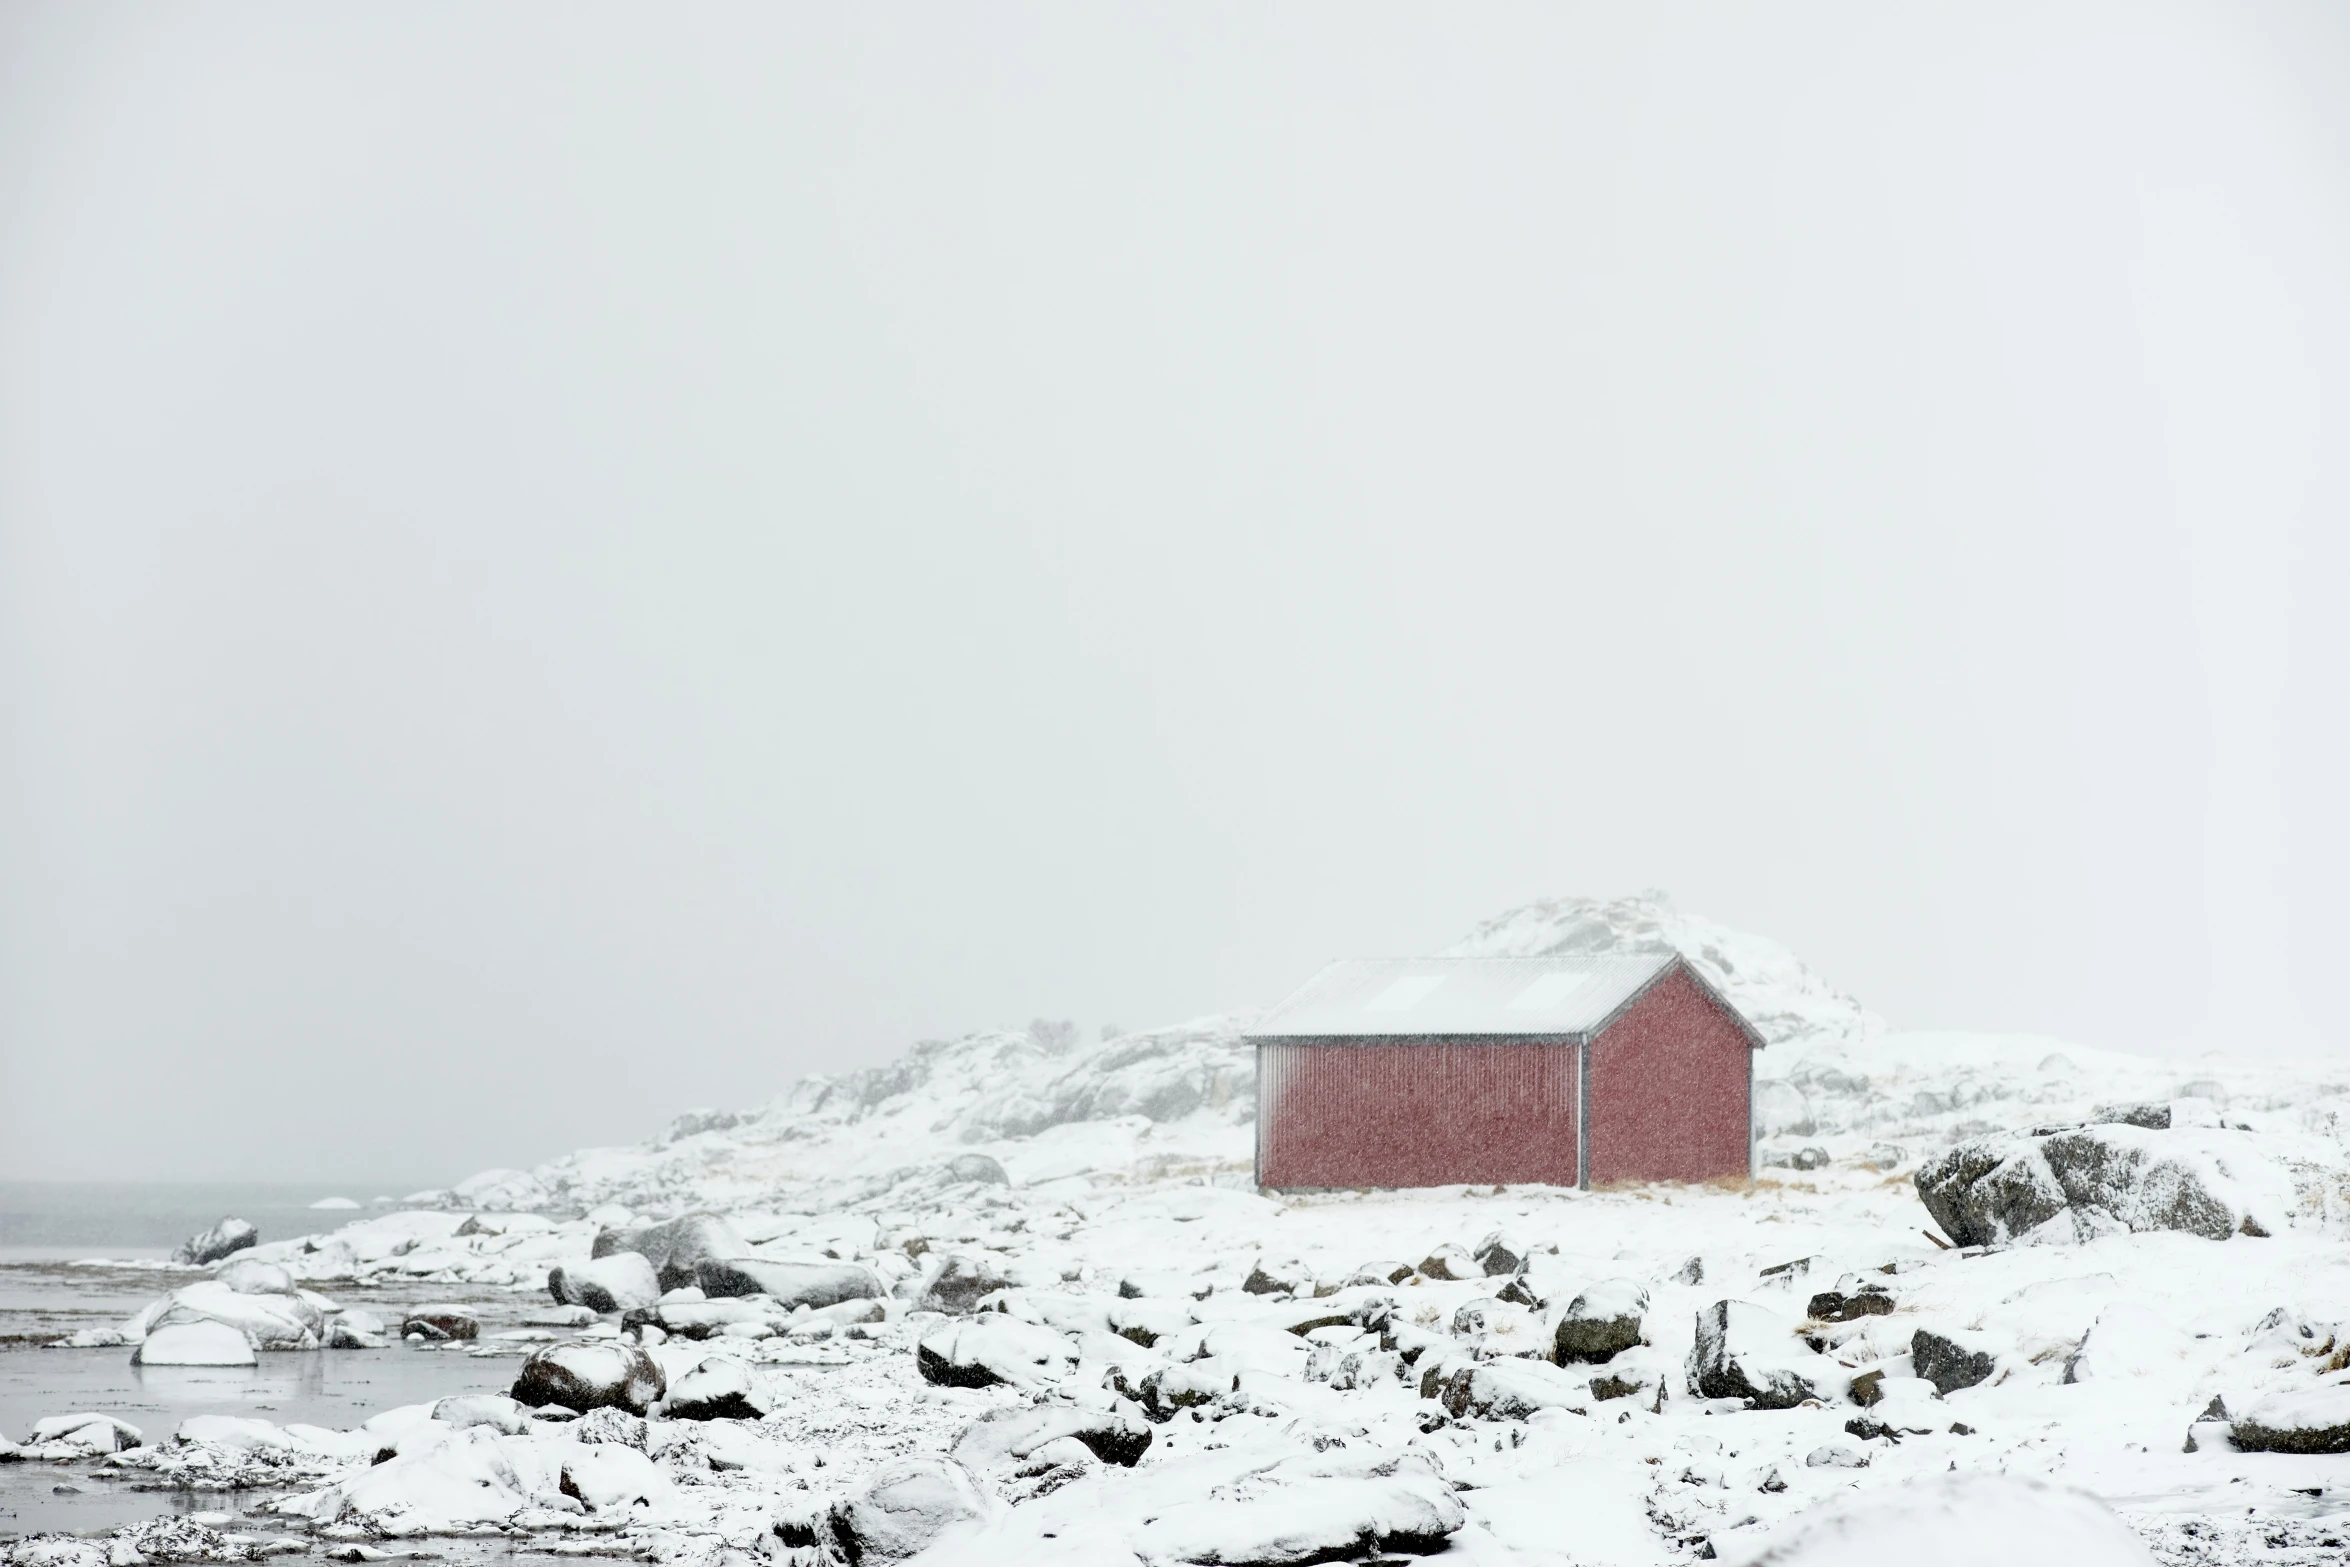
[1250,953,1762,1190]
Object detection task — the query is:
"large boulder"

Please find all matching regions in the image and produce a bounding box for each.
[1133,1454,1465,1565]
[827,1456,999,1564]
[1437,1358,1588,1420]
[663,1357,775,1421]
[511,1342,666,1415]
[915,1317,1075,1390]
[171,1218,258,1266]
[1915,1125,2287,1247]
[952,1399,1153,1473]
[696,1258,885,1309]
[943,1153,1010,1186]
[2229,1386,2350,1454]
[593,1212,749,1292]
[132,1321,256,1367]
[635,1297,785,1340]
[1688,1300,1833,1409]
[912,1252,1014,1315]
[548,1252,661,1314]
[138,1280,324,1350]
[1553,1279,1648,1364]
[1746,1472,2154,1566]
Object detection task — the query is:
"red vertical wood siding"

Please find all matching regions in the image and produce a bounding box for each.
[1583,967,1752,1184]
[1259,1041,1579,1188]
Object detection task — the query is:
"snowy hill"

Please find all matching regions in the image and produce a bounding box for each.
[420,892,1890,1218]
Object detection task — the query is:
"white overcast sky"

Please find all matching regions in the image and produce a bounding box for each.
[4,3,2347,1186]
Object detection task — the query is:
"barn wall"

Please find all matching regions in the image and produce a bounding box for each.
[1258,1040,1579,1188]
[1584,967,1752,1184]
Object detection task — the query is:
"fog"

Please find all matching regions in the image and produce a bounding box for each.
[3,3,2347,1186]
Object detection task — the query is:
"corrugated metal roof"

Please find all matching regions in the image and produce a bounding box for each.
[1248,953,1681,1039]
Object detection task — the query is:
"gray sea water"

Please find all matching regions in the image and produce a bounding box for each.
[0,1182,420,1263]
[0,1183,527,1543]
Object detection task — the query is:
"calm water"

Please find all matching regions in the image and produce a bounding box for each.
[0,1182,531,1541]
[0,1181,428,1261]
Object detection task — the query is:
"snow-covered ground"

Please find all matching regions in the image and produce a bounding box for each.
[10,894,2350,1567]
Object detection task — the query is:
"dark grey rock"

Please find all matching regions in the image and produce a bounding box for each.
[1910,1328,1995,1395]
[1806,1287,1894,1323]
[1473,1232,1525,1277]
[401,1307,479,1341]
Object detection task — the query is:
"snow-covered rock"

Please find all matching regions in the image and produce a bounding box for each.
[132,1280,323,1350]
[916,1317,1076,1390]
[558,1442,672,1513]
[171,1218,258,1266]
[2229,1385,2350,1454]
[662,1357,774,1420]
[1552,1278,1648,1364]
[1915,1124,2290,1246]
[1908,1328,1996,1395]
[509,1343,665,1415]
[213,1258,297,1295]
[400,1306,479,1341]
[327,1308,388,1349]
[951,1399,1152,1474]
[912,1252,1013,1315]
[131,1321,256,1367]
[826,1456,999,1563]
[1689,1300,1835,1409]
[697,1257,884,1308]
[1745,1473,2154,1565]
[547,1251,660,1313]
[1128,1452,1465,1566]
[428,1395,532,1435]
[591,1212,746,1292]
[24,1415,141,1455]
[1436,1358,1589,1420]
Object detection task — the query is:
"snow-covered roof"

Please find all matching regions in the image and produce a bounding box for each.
[1247,953,1691,1040]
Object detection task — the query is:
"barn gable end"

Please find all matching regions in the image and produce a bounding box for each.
[1581,959,1755,1186]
